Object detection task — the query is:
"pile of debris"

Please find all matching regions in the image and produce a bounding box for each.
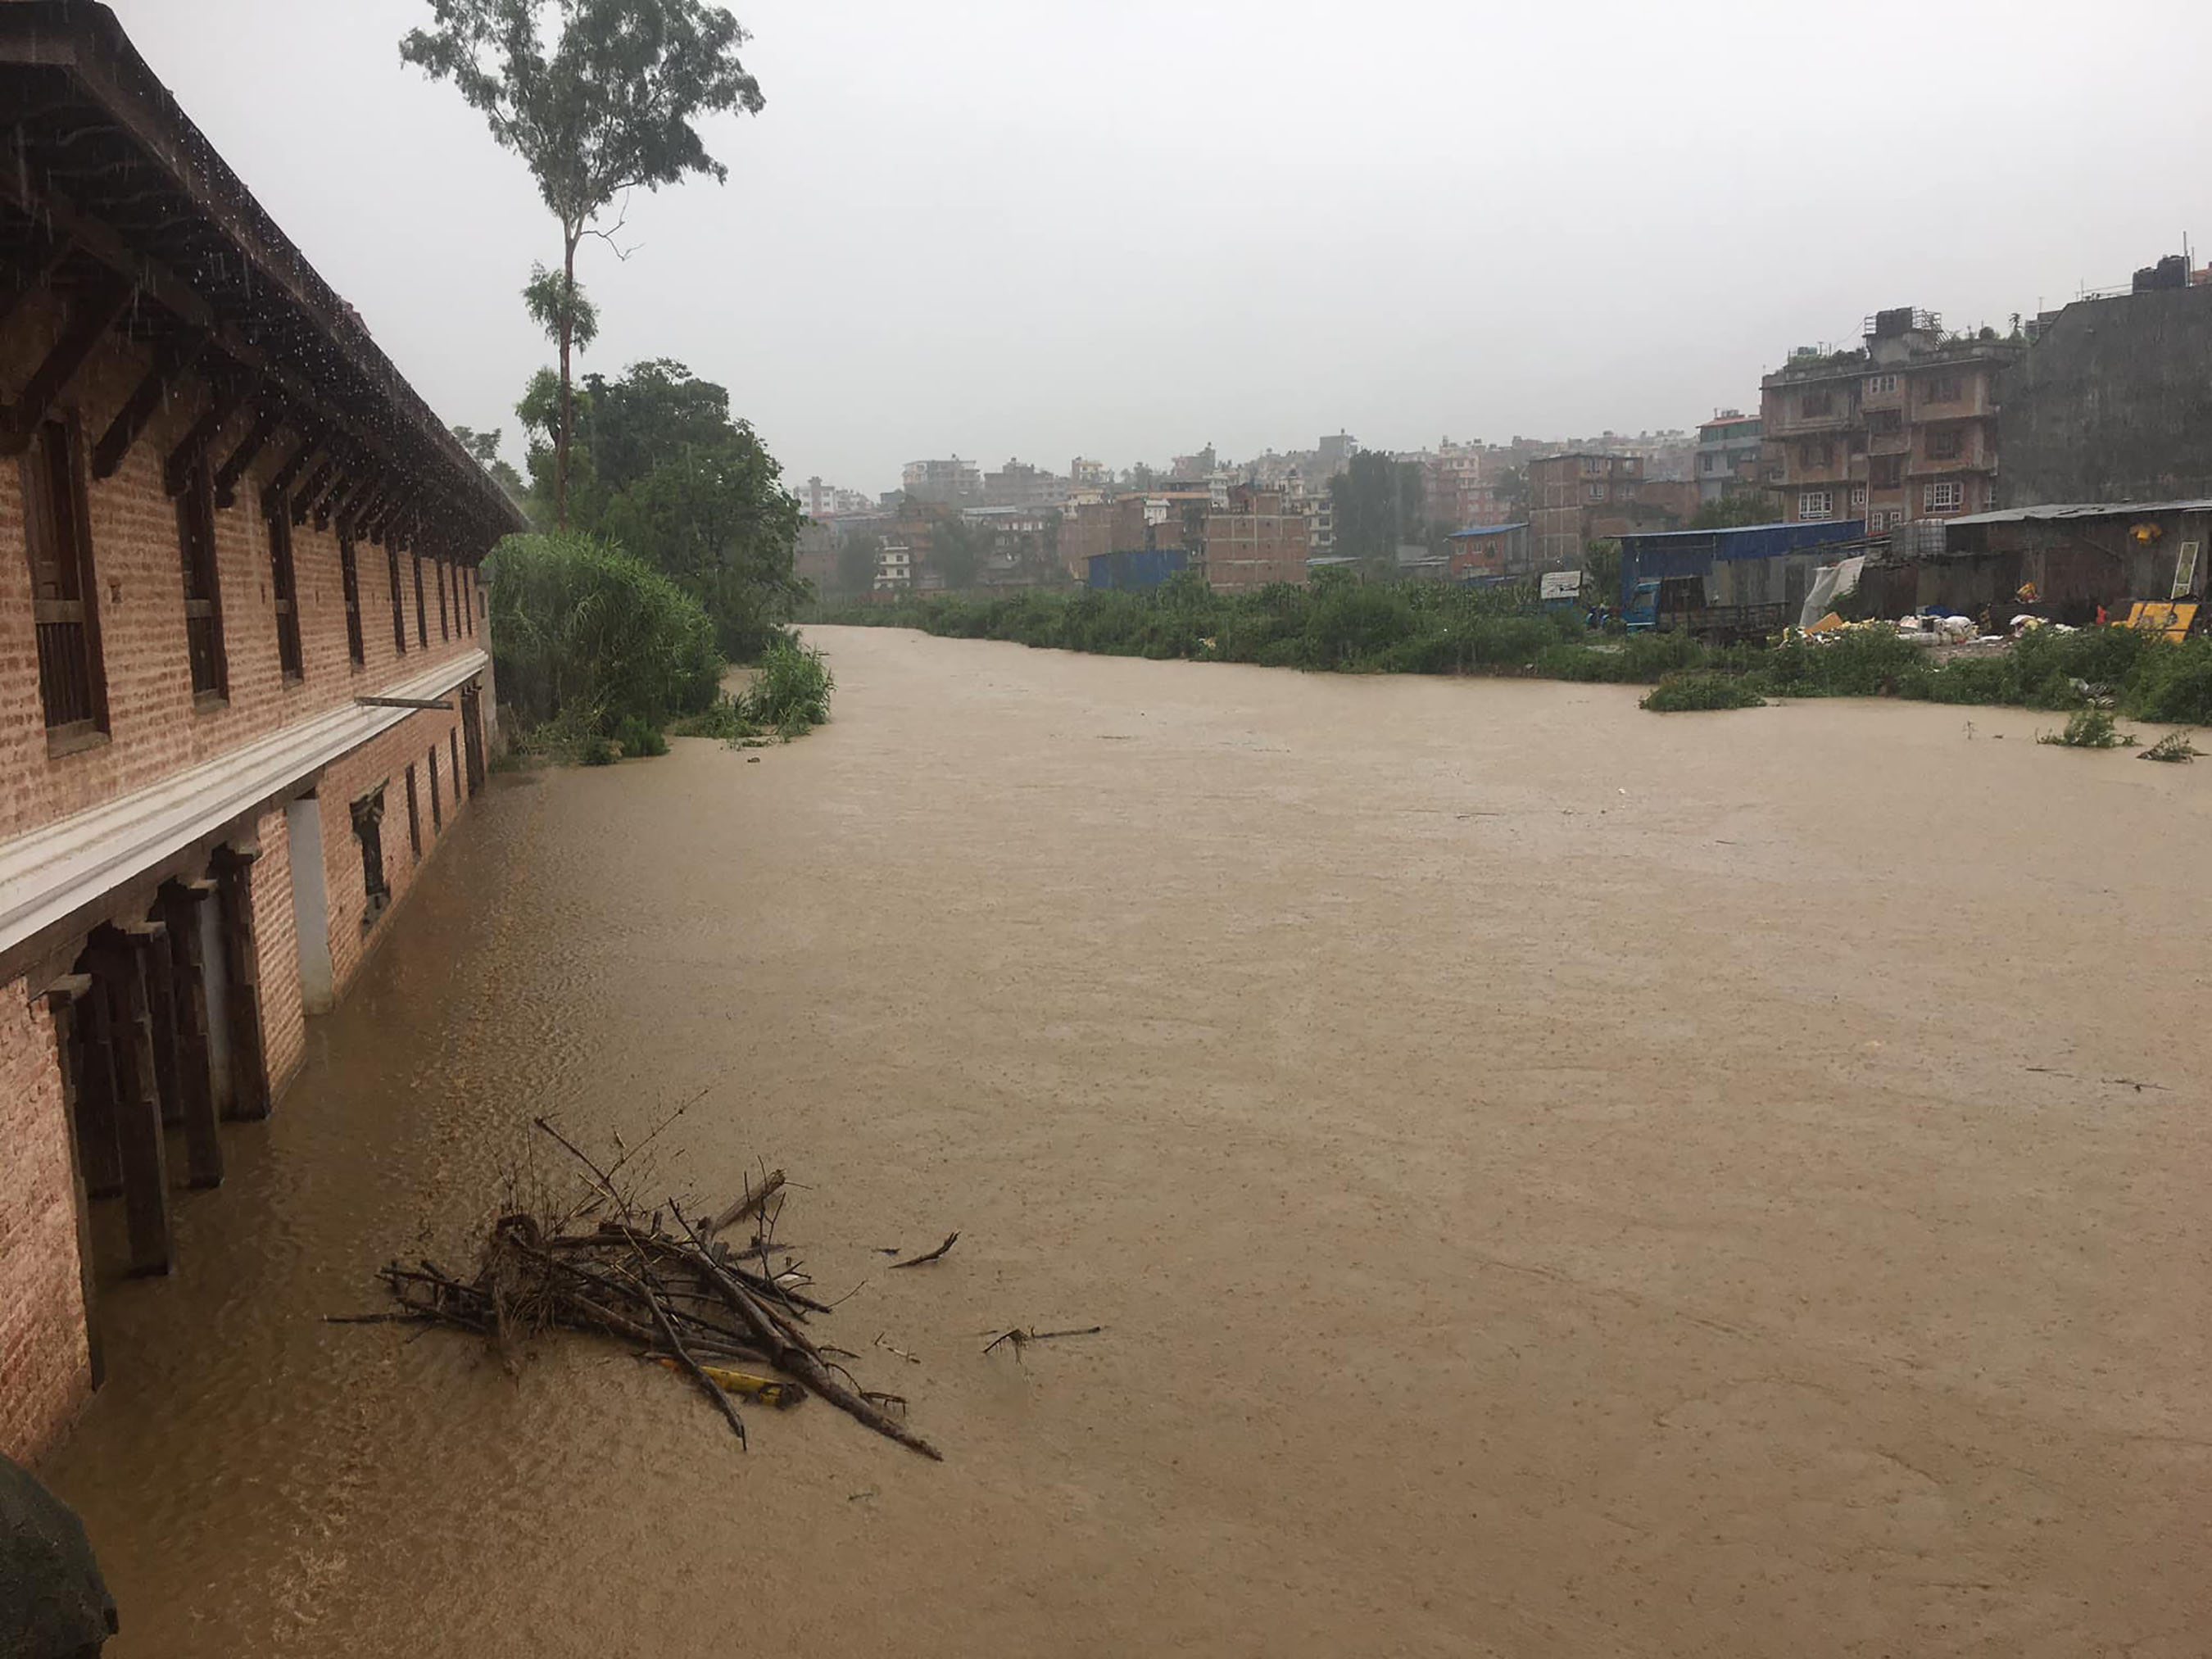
[344,1120,943,1459]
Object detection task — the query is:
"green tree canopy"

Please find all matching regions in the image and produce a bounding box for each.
[836,533,883,595]
[401,0,766,526]
[1330,449,1427,571]
[598,424,804,657]
[451,425,527,496]
[584,359,737,496]
[929,516,990,591]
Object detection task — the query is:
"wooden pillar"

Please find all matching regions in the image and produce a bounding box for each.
[43,975,106,1390]
[72,956,125,1201]
[144,909,185,1128]
[96,926,173,1278]
[211,843,271,1122]
[160,882,224,1190]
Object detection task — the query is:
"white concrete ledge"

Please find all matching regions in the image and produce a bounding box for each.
[0,650,487,958]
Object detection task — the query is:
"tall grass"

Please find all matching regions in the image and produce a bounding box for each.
[746,632,835,736]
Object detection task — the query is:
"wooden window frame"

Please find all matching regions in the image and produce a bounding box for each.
[175,458,230,706]
[268,509,304,682]
[387,544,408,655]
[22,417,109,750]
[351,784,390,930]
[338,534,365,668]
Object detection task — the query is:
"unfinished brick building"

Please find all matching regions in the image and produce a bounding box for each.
[0,2,523,1462]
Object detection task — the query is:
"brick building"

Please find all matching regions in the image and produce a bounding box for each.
[0,2,521,1464]
[1058,492,1204,581]
[1446,523,1533,580]
[1203,489,1310,592]
[1761,309,2023,532]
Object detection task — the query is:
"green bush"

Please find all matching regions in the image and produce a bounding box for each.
[1640,673,1767,712]
[670,696,763,742]
[2125,639,2212,724]
[744,632,835,736]
[614,714,669,758]
[2037,708,2127,748]
[578,734,617,766]
[489,532,721,738]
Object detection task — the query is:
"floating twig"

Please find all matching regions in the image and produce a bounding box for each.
[888,1231,960,1270]
[983,1325,1104,1357]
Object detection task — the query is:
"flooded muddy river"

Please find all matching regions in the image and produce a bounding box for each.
[41,625,2212,1657]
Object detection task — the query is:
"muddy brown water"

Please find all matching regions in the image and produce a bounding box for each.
[40,625,2212,1657]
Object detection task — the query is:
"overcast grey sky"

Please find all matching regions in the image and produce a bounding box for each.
[117,0,2212,491]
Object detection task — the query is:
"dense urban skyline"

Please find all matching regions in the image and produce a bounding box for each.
[120,0,2212,492]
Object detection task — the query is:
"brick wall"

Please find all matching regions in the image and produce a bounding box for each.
[317,704,469,1002]
[0,301,491,846]
[0,980,90,1462]
[250,803,306,1102]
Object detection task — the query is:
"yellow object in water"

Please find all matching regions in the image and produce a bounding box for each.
[654,1356,801,1407]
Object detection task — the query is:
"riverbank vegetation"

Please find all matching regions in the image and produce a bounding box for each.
[805,570,2212,724]
[489,533,832,761]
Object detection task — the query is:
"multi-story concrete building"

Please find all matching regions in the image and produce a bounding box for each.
[0,3,522,1463]
[1997,274,2212,508]
[793,478,874,520]
[1693,413,1765,503]
[1761,309,2023,531]
[900,456,981,505]
[981,458,1067,510]
[1068,457,1108,487]
[873,540,915,591]
[1203,490,1309,592]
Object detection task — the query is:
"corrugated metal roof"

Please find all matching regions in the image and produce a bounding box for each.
[1448,522,1530,538]
[1946,499,2212,527]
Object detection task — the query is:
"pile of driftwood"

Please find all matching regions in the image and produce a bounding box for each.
[351,1118,941,1460]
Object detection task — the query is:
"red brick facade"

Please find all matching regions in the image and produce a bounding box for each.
[0,987,88,1457]
[0,299,488,844]
[0,5,517,1462]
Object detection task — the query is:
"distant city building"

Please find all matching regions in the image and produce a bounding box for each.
[901,456,982,505]
[795,476,876,520]
[1997,270,2212,508]
[1447,523,1534,580]
[1204,489,1310,592]
[1315,431,1358,477]
[1693,415,1766,503]
[1761,308,2023,530]
[1069,456,1110,487]
[1059,492,1204,581]
[981,458,1069,510]
[1528,453,1696,565]
[874,540,915,592]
